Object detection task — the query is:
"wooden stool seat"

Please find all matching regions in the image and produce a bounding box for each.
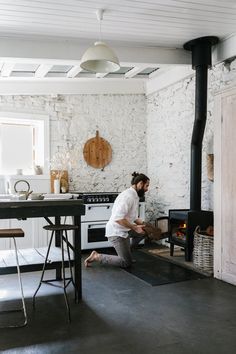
[43,224,78,231]
[0,228,24,238]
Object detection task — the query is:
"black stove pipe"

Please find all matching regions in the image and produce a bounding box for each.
[183,36,219,211]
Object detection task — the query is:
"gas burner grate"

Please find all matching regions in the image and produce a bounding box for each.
[70,192,119,204]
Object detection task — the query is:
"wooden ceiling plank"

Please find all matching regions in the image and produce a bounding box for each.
[2,0,236,18]
[2,8,236,26]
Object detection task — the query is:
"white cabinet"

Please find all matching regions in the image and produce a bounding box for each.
[0,175,51,250]
[0,218,49,250]
[214,87,236,285]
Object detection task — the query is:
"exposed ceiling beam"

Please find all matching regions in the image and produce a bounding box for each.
[35,64,54,78]
[0,77,146,95]
[0,37,191,66]
[67,65,82,78]
[96,73,109,78]
[125,66,147,79]
[146,65,194,95]
[1,62,15,77]
[213,33,236,64]
[148,66,171,79]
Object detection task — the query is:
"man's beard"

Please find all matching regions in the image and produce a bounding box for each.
[137,188,145,197]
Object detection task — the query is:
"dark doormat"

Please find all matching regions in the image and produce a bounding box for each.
[124,250,206,286]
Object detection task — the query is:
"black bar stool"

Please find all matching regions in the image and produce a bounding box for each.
[0,228,27,328]
[33,224,78,322]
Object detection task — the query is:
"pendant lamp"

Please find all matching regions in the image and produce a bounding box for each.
[80,9,120,73]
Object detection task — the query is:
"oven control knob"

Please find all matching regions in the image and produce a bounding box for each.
[87,198,91,203]
[98,197,103,202]
[106,197,109,202]
[94,198,98,202]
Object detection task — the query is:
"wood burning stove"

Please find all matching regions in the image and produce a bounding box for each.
[166,36,217,262]
[168,209,213,261]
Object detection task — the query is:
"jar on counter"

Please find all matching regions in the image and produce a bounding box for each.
[34,165,43,175]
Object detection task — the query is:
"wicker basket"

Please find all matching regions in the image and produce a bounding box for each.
[193,226,214,274]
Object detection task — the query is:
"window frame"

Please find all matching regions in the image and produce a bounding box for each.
[0,111,50,176]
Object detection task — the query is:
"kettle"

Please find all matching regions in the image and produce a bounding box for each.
[14,180,33,200]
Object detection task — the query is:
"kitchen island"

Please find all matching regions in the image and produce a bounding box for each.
[0,199,85,301]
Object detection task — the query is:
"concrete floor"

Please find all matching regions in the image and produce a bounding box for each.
[0,255,236,354]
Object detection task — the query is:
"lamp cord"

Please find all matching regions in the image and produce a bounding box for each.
[99,18,102,42]
[96,9,104,42]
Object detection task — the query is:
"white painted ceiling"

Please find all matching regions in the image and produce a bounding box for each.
[0,0,236,81]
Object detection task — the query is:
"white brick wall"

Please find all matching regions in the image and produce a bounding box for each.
[0,94,147,194]
[146,60,236,220]
[1,59,236,224]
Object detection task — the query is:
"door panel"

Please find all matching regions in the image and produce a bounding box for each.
[221,93,236,283]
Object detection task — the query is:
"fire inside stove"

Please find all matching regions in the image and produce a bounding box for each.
[174,222,187,241]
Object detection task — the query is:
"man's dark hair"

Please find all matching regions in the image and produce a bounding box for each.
[131,172,150,185]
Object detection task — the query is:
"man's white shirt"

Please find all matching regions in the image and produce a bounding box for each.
[105,187,139,238]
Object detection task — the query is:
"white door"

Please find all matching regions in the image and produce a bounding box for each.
[214,89,236,285]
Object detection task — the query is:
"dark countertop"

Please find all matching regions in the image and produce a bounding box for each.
[0,198,85,219]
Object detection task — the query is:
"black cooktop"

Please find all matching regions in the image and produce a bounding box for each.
[70,191,145,204]
[70,192,119,204]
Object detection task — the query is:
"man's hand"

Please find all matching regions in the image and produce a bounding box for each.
[132,224,146,234]
[134,218,144,226]
[116,219,146,234]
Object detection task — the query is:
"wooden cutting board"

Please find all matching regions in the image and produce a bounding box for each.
[83,130,112,169]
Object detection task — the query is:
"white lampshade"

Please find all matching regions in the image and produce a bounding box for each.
[80,41,120,73]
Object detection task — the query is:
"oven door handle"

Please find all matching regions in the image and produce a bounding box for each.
[88,205,110,210]
[88,224,106,228]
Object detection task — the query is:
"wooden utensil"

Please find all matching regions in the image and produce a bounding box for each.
[50,170,69,193]
[83,130,112,169]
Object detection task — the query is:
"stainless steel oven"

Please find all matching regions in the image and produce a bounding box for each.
[72,192,145,250]
[81,221,111,249]
[76,193,118,250]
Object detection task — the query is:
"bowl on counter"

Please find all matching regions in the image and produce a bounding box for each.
[29,193,44,201]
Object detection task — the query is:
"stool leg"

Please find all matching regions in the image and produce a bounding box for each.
[13,237,27,327]
[33,230,55,309]
[61,231,71,322]
[65,230,77,296]
[170,243,174,256]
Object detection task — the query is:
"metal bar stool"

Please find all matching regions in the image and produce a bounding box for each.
[33,224,78,322]
[0,228,27,328]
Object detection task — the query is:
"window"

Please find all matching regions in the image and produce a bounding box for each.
[0,112,49,175]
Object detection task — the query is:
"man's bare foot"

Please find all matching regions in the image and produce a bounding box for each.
[84,250,100,267]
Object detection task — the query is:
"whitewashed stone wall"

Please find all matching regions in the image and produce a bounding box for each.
[0,94,147,193]
[1,59,236,224]
[146,60,236,220]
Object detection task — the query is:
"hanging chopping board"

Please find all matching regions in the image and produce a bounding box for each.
[83,130,112,169]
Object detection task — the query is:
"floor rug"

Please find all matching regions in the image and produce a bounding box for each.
[124,250,206,286]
